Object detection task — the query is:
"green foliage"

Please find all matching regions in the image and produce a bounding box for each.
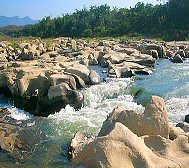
[83,29,92,37]
[46,39,52,48]
[2,0,189,41]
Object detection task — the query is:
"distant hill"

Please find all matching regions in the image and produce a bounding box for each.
[0,15,39,27]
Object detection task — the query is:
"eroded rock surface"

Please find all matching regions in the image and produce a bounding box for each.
[1,38,187,116]
[70,96,189,168]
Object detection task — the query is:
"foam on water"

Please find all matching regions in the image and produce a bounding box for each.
[134,59,189,125]
[0,94,34,120]
[48,78,144,135]
[9,107,34,120]
[165,97,189,125]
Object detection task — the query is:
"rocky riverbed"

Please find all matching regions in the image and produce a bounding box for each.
[0,38,189,167]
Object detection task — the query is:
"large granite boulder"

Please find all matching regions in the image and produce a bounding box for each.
[71,122,189,168]
[0,61,85,116]
[59,62,90,81]
[49,73,76,90]
[70,96,189,168]
[98,96,170,139]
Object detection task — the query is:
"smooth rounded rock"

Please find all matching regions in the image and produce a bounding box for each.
[89,70,100,85]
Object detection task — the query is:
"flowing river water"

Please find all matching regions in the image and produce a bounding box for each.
[0,59,189,167]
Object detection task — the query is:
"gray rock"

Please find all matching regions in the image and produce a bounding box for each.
[185,114,189,123]
[89,70,100,85]
[176,122,189,132]
[171,54,183,63]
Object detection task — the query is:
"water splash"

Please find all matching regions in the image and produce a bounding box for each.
[48,78,144,136]
[9,107,34,120]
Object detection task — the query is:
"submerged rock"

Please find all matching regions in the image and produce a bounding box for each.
[171,54,183,63]
[0,108,42,161]
[176,122,189,132]
[185,114,189,123]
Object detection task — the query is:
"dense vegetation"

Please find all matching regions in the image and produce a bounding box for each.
[1,0,189,41]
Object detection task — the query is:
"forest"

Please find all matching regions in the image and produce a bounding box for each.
[1,0,189,41]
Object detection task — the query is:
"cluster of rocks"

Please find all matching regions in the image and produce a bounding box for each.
[70,96,189,168]
[165,41,189,63]
[0,38,188,116]
[0,38,189,166]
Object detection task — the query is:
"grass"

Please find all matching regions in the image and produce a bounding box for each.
[45,39,52,48]
[0,34,165,49]
[0,36,42,48]
[80,35,148,44]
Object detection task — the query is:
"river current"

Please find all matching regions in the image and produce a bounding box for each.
[0,59,189,167]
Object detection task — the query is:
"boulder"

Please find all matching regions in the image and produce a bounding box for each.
[47,82,70,101]
[49,73,76,90]
[36,43,45,54]
[108,53,128,64]
[88,70,100,85]
[63,72,86,89]
[176,50,185,58]
[108,66,133,78]
[60,62,90,81]
[171,54,183,63]
[0,53,8,62]
[69,131,91,159]
[98,96,170,139]
[185,114,189,123]
[140,44,165,58]
[169,126,185,140]
[88,54,98,65]
[71,40,77,51]
[151,50,159,59]
[176,122,189,132]
[100,52,156,69]
[71,122,189,168]
[0,59,87,116]
[0,47,4,53]
[129,53,156,67]
[98,41,111,47]
[20,48,35,60]
[66,90,84,109]
[38,82,83,115]
[116,47,140,55]
[108,61,151,76]
[165,50,174,58]
[0,42,6,48]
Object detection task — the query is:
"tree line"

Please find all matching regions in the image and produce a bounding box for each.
[1,0,189,41]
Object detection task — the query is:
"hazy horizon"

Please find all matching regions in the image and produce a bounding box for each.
[0,0,162,20]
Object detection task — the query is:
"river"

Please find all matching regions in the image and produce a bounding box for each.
[0,59,189,167]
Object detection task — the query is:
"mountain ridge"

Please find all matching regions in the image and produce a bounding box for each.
[0,15,39,27]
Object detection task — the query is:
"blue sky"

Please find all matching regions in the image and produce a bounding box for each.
[0,0,160,20]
